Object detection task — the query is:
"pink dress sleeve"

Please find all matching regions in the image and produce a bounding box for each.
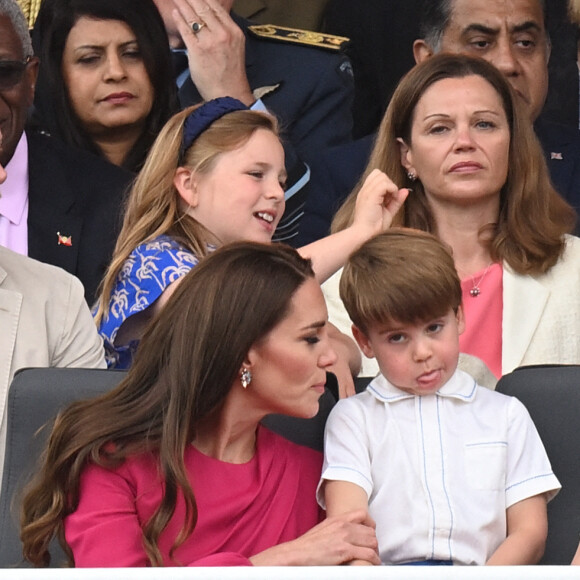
[64,428,322,567]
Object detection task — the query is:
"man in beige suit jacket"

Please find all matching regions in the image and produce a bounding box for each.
[0,143,106,486]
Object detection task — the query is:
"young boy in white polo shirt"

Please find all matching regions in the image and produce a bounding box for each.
[318,229,560,566]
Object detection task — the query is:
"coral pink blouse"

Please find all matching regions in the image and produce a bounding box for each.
[459,263,503,378]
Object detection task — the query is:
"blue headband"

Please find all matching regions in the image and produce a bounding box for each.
[179,97,249,161]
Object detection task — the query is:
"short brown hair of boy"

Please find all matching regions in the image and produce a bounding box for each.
[340,228,462,335]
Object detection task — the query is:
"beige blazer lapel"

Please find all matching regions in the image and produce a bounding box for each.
[502,265,549,373]
[0,266,22,427]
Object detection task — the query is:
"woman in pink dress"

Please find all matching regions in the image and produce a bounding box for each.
[20,242,379,567]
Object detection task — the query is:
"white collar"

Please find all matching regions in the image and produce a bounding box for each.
[366,368,478,404]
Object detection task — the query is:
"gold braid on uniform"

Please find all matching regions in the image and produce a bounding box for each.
[248,24,349,51]
[16,0,42,29]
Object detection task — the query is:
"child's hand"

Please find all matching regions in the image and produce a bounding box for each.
[351,169,409,236]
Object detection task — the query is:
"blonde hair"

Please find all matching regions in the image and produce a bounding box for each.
[332,54,575,275]
[340,228,461,334]
[94,105,279,325]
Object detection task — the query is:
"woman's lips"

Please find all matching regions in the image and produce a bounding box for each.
[449,161,483,173]
[103,92,135,104]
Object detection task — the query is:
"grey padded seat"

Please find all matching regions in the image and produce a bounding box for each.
[496,364,580,565]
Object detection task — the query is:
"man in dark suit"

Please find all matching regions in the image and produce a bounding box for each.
[153,0,354,244]
[0,0,132,304]
[414,0,580,222]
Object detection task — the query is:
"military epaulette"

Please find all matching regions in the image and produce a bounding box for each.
[248,24,349,51]
[16,0,41,29]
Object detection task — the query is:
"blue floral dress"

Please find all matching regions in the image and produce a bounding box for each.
[96,235,199,369]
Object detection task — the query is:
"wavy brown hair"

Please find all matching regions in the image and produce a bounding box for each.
[93,105,278,324]
[332,53,575,275]
[21,242,314,567]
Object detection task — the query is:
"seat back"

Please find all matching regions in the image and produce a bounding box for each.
[496,364,580,565]
[0,367,336,567]
[0,368,126,567]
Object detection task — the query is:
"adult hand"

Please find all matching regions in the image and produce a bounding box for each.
[249,509,380,566]
[172,0,254,105]
[327,323,360,398]
[351,168,409,235]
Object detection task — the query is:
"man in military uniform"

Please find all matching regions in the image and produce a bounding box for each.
[153,0,355,243]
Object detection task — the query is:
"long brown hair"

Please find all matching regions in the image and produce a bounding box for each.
[332,53,575,275]
[93,105,279,324]
[21,242,314,567]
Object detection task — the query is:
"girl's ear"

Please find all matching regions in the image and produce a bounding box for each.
[174,167,199,208]
[397,137,414,174]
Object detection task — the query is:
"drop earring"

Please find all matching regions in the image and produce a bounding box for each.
[240,367,252,389]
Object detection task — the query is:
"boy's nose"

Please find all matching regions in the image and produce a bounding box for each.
[412,338,432,362]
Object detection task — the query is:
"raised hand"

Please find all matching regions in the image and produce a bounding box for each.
[351,168,409,236]
[172,0,254,105]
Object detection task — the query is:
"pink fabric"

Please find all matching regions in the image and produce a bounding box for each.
[459,263,503,378]
[0,134,29,255]
[64,426,323,567]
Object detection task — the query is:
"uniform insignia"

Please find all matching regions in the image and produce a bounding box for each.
[16,0,41,29]
[57,232,72,247]
[253,83,282,100]
[248,24,349,51]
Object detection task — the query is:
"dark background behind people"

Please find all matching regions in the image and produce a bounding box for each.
[322,0,421,139]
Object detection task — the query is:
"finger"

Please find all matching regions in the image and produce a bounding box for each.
[199,0,231,20]
[189,0,229,31]
[384,188,410,213]
[173,0,199,28]
[348,547,381,566]
[340,373,356,398]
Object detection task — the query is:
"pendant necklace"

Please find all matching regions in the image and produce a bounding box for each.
[468,263,493,297]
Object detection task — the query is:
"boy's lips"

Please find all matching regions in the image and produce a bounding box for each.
[417,369,442,388]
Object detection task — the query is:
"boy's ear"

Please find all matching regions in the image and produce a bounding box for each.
[174,167,199,208]
[456,305,466,335]
[352,325,375,359]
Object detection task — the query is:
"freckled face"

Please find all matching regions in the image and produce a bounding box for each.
[61,17,154,139]
[399,75,510,210]
[244,278,338,418]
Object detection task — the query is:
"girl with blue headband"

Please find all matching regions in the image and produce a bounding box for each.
[94,97,409,373]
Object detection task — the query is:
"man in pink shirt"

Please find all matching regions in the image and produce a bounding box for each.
[0,0,132,303]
